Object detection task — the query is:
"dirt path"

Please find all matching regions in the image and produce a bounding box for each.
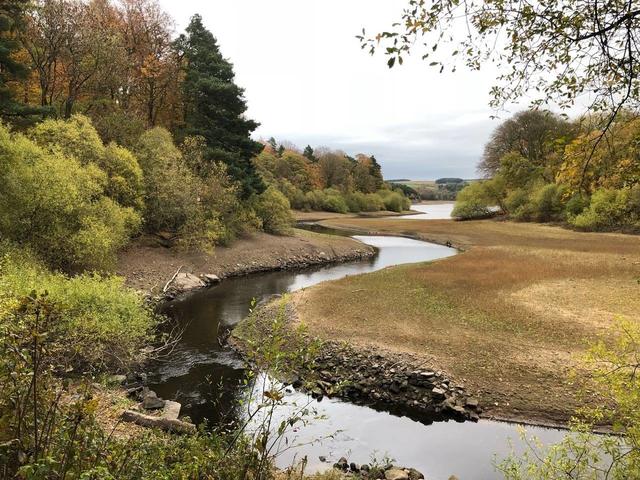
[117,228,374,294]
[290,217,640,425]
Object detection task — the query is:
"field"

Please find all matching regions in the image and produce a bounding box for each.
[291,217,640,424]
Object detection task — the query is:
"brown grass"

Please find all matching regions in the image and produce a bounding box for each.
[292,218,640,424]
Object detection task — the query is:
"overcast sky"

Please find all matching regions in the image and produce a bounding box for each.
[158,0,509,180]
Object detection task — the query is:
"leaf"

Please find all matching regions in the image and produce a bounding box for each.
[387,57,396,68]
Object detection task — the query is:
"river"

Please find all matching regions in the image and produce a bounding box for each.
[148,206,566,479]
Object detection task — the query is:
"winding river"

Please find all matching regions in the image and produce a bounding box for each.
[149,206,566,480]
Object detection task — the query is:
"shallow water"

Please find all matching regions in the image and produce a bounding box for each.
[398,203,455,219]
[148,231,566,479]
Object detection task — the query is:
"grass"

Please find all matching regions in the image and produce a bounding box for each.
[291,217,640,424]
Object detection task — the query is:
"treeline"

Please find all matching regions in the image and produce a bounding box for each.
[255,140,411,214]
[453,109,640,232]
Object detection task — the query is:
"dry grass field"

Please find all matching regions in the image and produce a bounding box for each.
[291,217,640,424]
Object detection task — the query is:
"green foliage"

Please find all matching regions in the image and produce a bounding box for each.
[0,243,156,372]
[452,180,503,219]
[322,191,349,213]
[252,186,294,235]
[176,14,263,198]
[136,127,255,247]
[569,187,640,232]
[498,318,640,479]
[0,123,141,272]
[377,189,411,212]
[29,115,145,211]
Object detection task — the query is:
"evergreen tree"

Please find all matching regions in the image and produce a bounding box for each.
[277,144,285,157]
[177,14,263,197]
[0,0,29,119]
[303,145,316,162]
[267,137,277,151]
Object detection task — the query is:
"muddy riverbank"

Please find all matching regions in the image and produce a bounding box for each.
[117,228,375,295]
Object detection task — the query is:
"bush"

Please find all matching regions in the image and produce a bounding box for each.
[0,124,141,272]
[252,186,294,235]
[29,115,145,211]
[565,194,589,217]
[322,193,349,213]
[377,189,409,212]
[0,242,156,372]
[569,188,632,231]
[452,200,493,220]
[527,183,566,222]
[451,181,497,219]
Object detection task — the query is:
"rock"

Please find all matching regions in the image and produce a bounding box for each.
[350,462,359,472]
[171,272,205,293]
[431,387,446,400]
[465,397,479,409]
[385,468,409,480]
[319,455,327,463]
[408,468,425,480]
[202,274,221,285]
[163,400,181,420]
[141,390,165,410]
[361,464,370,472]
[334,457,348,471]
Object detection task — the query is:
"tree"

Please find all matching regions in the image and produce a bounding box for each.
[361,0,640,116]
[303,145,316,162]
[361,0,640,192]
[0,0,41,120]
[176,14,263,198]
[480,110,573,178]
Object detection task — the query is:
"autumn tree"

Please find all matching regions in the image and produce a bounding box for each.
[479,110,574,179]
[176,14,263,197]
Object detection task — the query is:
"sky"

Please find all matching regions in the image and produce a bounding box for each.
[158,0,509,180]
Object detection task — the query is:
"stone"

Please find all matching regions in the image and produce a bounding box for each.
[202,274,221,285]
[334,457,348,471]
[350,462,359,472]
[361,464,370,472]
[171,272,205,293]
[385,468,409,480]
[408,468,425,480]
[163,400,181,420]
[431,387,446,399]
[465,397,479,409]
[318,456,327,463]
[141,390,165,410]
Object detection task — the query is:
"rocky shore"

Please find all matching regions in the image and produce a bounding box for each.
[231,301,481,425]
[118,229,376,297]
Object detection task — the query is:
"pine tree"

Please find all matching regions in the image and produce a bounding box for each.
[177,14,263,197]
[303,145,316,162]
[0,0,29,119]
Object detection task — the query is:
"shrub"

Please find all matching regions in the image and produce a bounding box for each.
[569,188,630,231]
[527,183,566,222]
[565,194,589,217]
[451,200,493,220]
[135,127,199,233]
[252,186,294,235]
[322,193,349,213]
[504,188,530,218]
[451,182,496,219]
[364,193,385,211]
[0,242,156,372]
[0,124,141,272]
[29,115,145,212]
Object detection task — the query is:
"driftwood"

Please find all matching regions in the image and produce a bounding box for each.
[162,265,183,293]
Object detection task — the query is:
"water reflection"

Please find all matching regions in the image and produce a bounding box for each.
[398,203,455,219]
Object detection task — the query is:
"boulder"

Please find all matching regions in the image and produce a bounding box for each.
[431,387,446,400]
[408,468,425,480]
[385,468,410,480]
[171,273,205,293]
[202,274,221,285]
[141,390,165,410]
